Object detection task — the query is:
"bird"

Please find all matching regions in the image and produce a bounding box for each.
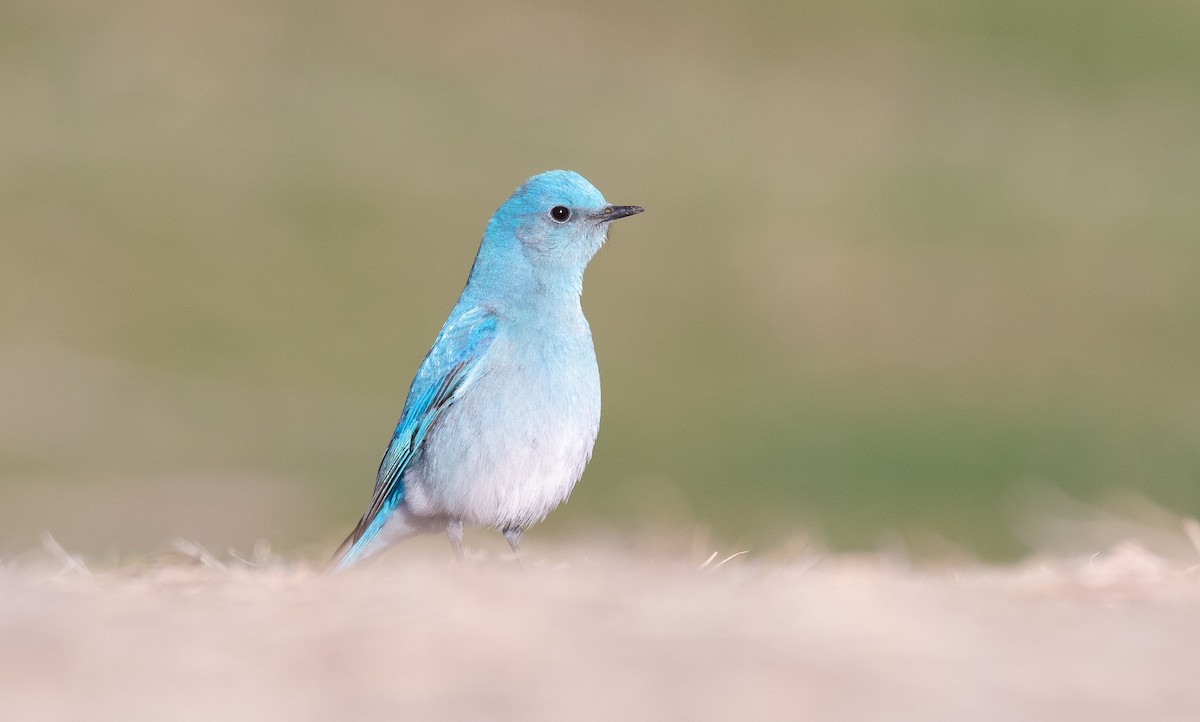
[331,170,643,570]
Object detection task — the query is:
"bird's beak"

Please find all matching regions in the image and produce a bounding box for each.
[590,205,644,223]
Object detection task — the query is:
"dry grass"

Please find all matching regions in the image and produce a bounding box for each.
[2,541,1198,721]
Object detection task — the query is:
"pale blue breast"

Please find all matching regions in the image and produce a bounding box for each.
[402,314,601,528]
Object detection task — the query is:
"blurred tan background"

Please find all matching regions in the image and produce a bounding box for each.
[2,0,1198,561]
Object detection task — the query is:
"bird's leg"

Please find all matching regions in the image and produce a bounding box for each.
[502,525,524,568]
[446,518,464,561]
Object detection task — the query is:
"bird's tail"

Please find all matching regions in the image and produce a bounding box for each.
[328,528,370,572]
[328,495,437,572]
[327,496,398,572]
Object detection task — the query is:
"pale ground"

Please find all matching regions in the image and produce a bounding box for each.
[2,538,1199,722]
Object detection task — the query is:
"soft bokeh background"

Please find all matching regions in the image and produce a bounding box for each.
[2,0,1197,561]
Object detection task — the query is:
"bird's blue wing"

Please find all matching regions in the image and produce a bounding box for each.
[333,306,498,568]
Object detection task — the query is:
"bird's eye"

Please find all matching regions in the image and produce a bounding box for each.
[549,205,571,223]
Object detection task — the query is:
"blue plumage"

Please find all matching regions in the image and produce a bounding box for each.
[332,170,642,569]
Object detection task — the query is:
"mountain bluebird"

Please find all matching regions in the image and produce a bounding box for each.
[332,170,642,569]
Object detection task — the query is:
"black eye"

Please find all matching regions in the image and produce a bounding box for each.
[549,205,571,223]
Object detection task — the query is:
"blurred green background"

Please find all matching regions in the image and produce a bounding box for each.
[2,0,1198,561]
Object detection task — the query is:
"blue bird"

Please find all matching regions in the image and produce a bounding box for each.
[332,170,643,569]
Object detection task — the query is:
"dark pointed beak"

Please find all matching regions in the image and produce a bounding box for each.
[590,205,644,223]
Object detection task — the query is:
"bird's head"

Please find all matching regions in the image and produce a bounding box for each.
[481,170,643,282]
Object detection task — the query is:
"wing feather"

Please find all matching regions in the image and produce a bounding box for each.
[331,306,497,567]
